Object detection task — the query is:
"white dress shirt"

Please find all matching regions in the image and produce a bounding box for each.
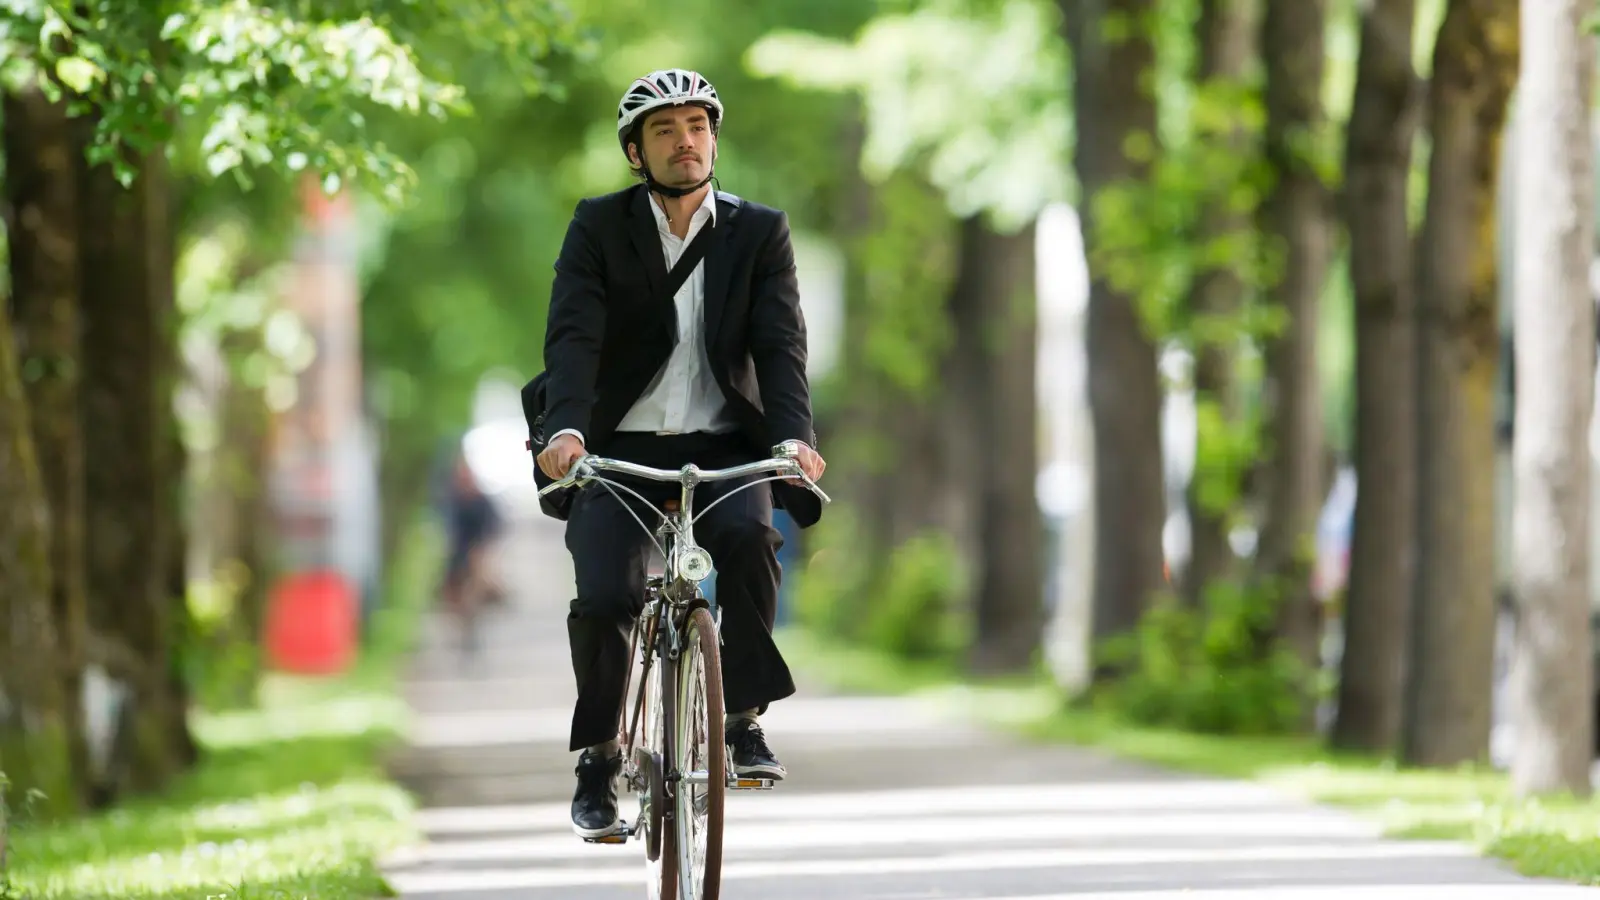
[553,187,740,447]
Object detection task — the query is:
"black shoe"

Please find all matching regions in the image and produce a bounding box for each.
[726,719,786,780]
[571,749,622,838]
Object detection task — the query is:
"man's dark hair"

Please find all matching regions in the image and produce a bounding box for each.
[624,121,647,181]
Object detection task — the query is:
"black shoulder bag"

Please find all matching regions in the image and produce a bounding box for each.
[523,222,718,520]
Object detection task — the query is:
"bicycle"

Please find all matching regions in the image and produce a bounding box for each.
[537,444,831,900]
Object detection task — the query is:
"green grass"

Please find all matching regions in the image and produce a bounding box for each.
[774,627,1046,697]
[1,522,442,900]
[1025,710,1600,885]
[779,626,1600,887]
[774,628,966,695]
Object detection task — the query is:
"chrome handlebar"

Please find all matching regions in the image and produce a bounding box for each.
[537,445,831,506]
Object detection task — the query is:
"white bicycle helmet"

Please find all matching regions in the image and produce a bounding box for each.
[616,68,724,150]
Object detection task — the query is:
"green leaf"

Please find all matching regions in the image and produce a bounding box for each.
[53,55,101,92]
[748,0,1071,229]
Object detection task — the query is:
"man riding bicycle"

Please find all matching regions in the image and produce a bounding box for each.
[535,67,828,840]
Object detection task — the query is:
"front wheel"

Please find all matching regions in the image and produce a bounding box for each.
[644,647,678,900]
[675,606,726,900]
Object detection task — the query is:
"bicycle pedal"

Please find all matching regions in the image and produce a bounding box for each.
[583,821,634,844]
[728,777,775,790]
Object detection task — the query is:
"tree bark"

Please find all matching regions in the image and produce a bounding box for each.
[219,328,276,700]
[830,106,888,559]
[77,127,180,793]
[796,102,900,642]
[1065,0,1167,672]
[165,426,200,768]
[1507,0,1594,798]
[1253,0,1332,694]
[1330,0,1420,755]
[825,166,971,655]
[961,216,1044,675]
[940,216,993,638]
[0,302,74,819]
[1182,0,1256,609]
[3,86,91,805]
[148,146,199,770]
[1403,0,1519,769]
[781,97,970,654]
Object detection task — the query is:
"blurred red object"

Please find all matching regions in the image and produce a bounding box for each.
[264,569,357,674]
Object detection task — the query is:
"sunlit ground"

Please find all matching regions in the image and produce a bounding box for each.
[4,686,417,899]
[777,628,1600,887]
[3,526,439,900]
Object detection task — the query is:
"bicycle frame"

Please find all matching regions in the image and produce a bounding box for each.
[537,446,830,865]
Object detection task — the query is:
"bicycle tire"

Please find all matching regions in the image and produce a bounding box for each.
[646,646,678,890]
[675,606,726,900]
[644,621,679,900]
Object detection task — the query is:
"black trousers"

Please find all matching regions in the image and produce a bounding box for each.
[564,431,796,752]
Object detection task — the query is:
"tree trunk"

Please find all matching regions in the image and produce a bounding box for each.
[830,111,905,584]
[938,217,991,637]
[824,167,970,655]
[794,102,896,642]
[77,128,179,793]
[219,329,275,701]
[165,426,200,768]
[1330,0,1421,755]
[1065,0,1167,673]
[0,302,74,819]
[148,146,199,771]
[1253,0,1332,694]
[870,178,967,558]
[3,86,90,806]
[1403,0,1519,769]
[1507,0,1594,797]
[1182,0,1256,609]
[962,216,1044,675]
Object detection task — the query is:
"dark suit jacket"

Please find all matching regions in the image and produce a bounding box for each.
[541,183,823,528]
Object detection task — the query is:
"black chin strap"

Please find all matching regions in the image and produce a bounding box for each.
[645,168,714,198]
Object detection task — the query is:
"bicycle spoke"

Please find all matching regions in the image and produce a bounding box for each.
[674,608,724,900]
[643,649,676,899]
[682,645,710,893]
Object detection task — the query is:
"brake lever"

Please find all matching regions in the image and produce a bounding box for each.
[537,457,595,496]
[805,480,832,505]
[774,455,831,505]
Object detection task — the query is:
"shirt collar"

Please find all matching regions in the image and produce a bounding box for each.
[649,187,718,235]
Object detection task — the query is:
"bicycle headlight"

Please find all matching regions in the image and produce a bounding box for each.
[679,547,714,582]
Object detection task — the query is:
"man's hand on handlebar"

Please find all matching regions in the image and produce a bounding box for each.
[537,433,587,480]
[784,442,825,486]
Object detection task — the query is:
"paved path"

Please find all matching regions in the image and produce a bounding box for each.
[380,505,1598,899]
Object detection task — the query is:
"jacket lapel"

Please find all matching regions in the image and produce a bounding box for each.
[627,186,669,297]
[702,192,741,344]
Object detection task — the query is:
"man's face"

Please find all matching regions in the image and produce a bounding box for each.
[630,104,716,187]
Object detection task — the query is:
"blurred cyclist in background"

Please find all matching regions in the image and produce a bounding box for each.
[440,451,506,658]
